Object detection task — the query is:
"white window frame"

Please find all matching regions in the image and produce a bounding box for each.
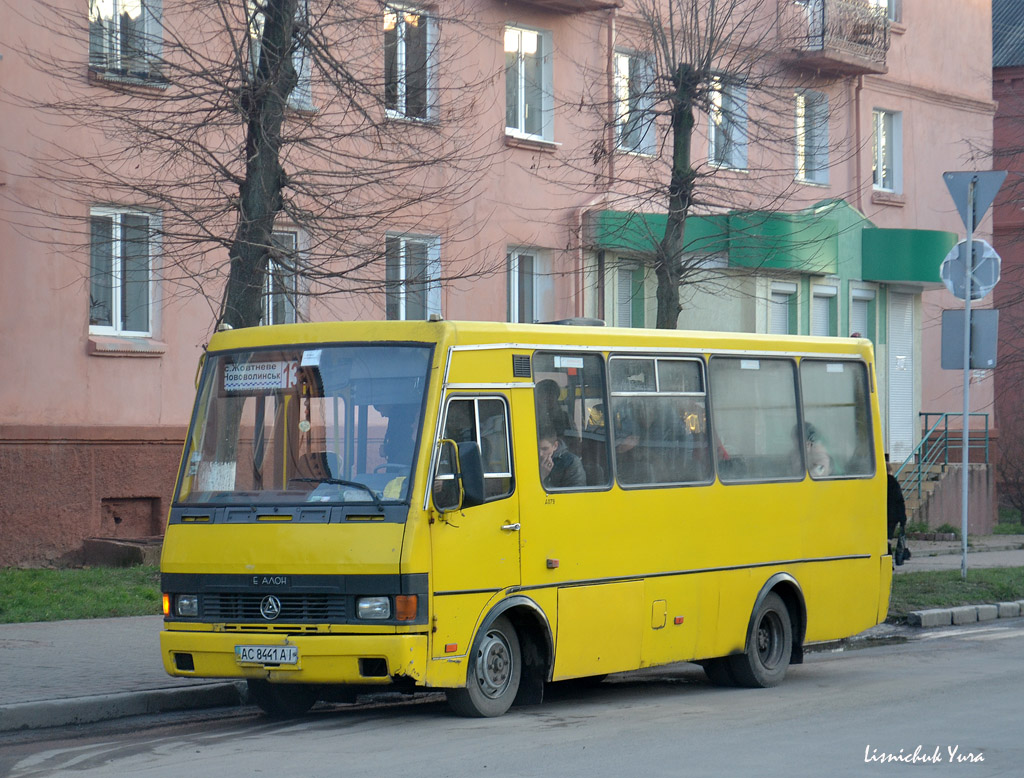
[89,207,158,337]
[504,26,554,142]
[872,108,902,193]
[795,90,829,184]
[248,0,314,111]
[385,234,441,320]
[614,51,656,156]
[88,0,162,78]
[709,77,748,170]
[384,5,435,121]
[263,230,301,326]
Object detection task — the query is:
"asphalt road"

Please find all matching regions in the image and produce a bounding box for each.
[2,619,1021,778]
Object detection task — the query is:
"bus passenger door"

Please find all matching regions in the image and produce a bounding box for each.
[429,394,520,658]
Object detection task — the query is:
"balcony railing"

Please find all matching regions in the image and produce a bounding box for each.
[778,0,890,76]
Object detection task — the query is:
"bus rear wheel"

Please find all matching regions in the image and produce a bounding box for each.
[727,592,792,688]
[247,679,318,718]
[447,616,522,717]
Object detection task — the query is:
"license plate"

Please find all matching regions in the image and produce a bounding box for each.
[235,645,299,665]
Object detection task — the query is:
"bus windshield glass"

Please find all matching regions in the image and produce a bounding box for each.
[175,344,433,506]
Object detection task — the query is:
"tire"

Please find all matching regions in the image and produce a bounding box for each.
[247,679,318,718]
[727,592,793,688]
[447,616,522,717]
[701,657,738,687]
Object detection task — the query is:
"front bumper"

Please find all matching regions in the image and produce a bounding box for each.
[160,629,429,685]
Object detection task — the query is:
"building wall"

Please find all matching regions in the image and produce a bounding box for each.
[993,62,1024,492]
[0,0,997,565]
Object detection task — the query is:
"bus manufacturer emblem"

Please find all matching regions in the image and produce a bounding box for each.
[260,595,282,620]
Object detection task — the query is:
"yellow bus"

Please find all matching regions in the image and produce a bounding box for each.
[160,320,892,717]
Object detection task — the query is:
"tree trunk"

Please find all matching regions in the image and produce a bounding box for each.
[655,65,698,330]
[221,0,299,330]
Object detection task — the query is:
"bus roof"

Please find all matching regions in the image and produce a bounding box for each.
[205,319,875,361]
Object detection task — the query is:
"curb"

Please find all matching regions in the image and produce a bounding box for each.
[907,600,1024,628]
[0,682,245,733]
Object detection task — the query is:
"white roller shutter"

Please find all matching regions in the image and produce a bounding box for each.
[887,292,914,460]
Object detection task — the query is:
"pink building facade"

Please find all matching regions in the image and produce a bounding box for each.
[0,0,996,565]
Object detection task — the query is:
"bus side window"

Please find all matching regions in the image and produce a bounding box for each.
[441,397,515,501]
[709,357,802,483]
[800,360,875,478]
[609,356,712,487]
[533,352,611,489]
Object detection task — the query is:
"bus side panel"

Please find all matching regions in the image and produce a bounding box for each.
[798,558,880,642]
[551,581,644,680]
[639,576,701,667]
[429,592,496,661]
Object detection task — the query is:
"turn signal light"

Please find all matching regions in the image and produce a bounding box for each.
[395,595,418,621]
[162,593,171,617]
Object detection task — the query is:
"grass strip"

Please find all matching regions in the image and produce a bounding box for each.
[0,566,161,624]
[889,566,1024,620]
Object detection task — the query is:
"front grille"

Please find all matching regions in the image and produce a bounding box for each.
[202,593,346,622]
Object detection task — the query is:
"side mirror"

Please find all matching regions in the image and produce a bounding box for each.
[431,439,486,512]
[457,440,486,508]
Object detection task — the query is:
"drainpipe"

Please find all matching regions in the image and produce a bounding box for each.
[854,75,865,213]
[574,7,617,319]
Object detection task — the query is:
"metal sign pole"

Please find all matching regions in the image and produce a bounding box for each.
[961,180,975,581]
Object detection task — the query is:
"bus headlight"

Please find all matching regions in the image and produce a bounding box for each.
[175,594,199,617]
[356,596,391,620]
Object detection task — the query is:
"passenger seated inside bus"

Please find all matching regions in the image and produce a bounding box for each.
[802,423,833,477]
[535,379,575,439]
[538,426,586,489]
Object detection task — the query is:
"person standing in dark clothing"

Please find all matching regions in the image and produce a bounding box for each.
[887,459,910,566]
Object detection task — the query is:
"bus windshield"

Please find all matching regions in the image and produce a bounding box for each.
[175,344,433,506]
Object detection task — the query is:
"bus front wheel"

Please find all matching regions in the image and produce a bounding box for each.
[728,592,792,688]
[247,679,318,718]
[447,616,522,717]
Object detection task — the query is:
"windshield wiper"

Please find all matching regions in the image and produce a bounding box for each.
[289,478,384,511]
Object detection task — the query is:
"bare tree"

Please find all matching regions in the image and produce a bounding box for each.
[2,0,496,331]
[561,0,883,329]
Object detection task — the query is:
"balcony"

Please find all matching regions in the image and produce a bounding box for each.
[778,0,890,76]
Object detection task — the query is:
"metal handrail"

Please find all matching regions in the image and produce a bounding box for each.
[893,413,989,505]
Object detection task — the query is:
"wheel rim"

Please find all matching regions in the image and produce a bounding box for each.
[473,628,513,700]
[755,610,785,670]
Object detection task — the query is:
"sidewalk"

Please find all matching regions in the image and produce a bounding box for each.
[2,537,1023,734]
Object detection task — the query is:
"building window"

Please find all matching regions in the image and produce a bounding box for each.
[796,90,829,184]
[509,249,544,323]
[709,78,748,170]
[614,52,655,155]
[263,231,300,326]
[615,265,645,328]
[871,0,901,23]
[385,234,440,320]
[248,0,313,110]
[89,0,162,79]
[850,288,875,340]
[769,284,797,335]
[872,109,902,192]
[811,286,837,337]
[384,6,432,120]
[505,26,552,141]
[89,208,156,336]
